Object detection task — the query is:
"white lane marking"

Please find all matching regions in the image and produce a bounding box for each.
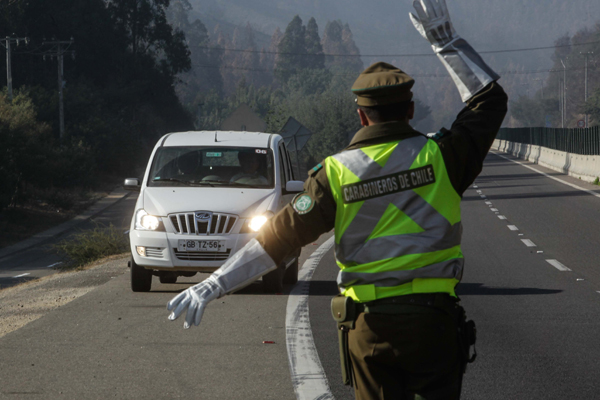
[508,225,519,231]
[473,185,478,188]
[14,273,31,278]
[492,151,600,199]
[485,201,492,205]
[476,190,482,194]
[490,208,499,212]
[480,195,486,198]
[498,215,507,220]
[521,239,536,247]
[286,236,335,400]
[47,262,63,268]
[546,259,571,271]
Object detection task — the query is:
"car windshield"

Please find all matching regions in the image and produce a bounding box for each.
[147,146,275,188]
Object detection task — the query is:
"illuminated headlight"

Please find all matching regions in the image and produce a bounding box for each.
[134,209,164,231]
[248,211,274,232]
[249,216,268,232]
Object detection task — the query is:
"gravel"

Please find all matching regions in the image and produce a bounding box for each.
[0,254,128,338]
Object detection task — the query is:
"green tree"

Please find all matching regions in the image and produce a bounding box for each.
[305,17,325,70]
[275,15,307,84]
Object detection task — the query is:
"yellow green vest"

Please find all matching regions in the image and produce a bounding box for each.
[324,135,463,303]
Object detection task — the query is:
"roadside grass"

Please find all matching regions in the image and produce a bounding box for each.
[594,177,600,186]
[52,223,129,270]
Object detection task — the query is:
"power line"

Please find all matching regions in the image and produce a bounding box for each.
[195,39,600,58]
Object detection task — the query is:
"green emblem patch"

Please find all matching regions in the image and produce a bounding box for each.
[293,192,315,215]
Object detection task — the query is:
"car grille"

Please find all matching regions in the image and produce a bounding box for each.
[169,213,238,235]
[173,249,231,261]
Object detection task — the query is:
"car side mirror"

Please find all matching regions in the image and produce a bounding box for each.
[285,180,304,194]
[124,178,141,192]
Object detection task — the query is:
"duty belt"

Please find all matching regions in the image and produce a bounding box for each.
[356,293,459,315]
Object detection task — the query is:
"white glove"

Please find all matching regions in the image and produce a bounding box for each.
[167,239,277,329]
[167,275,223,329]
[409,0,499,102]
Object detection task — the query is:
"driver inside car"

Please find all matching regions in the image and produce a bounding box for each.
[230,151,268,185]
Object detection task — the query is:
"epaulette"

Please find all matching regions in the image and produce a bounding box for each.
[426,127,451,141]
[308,163,323,177]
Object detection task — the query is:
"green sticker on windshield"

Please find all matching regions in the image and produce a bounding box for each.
[206,152,222,157]
[293,192,314,215]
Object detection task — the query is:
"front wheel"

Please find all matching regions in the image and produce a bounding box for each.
[130,257,152,292]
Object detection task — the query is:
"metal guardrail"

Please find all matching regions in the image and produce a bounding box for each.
[497,127,600,156]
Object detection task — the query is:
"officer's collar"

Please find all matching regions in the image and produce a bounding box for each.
[347,121,424,149]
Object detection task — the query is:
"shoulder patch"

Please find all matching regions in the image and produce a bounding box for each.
[292,192,315,215]
[308,163,323,177]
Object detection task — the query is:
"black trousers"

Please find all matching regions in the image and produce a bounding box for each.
[348,308,463,400]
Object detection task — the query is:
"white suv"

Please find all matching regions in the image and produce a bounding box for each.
[124,131,304,293]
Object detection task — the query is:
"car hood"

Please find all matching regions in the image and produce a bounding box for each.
[142,187,276,217]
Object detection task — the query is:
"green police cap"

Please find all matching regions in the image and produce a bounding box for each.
[352,62,415,106]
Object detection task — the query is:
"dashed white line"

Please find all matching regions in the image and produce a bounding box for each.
[521,239,536,247]
[47,262,63,268]
[498,215,507,220]
[13,273,31,278]
[485,201,492,205]
[490,208,499,212]
[480,195,487,198]
[546,259,571,271]
[507,225,519,231]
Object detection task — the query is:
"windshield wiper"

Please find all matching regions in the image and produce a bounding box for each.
[151,178,215,187]
[228,181,266,188]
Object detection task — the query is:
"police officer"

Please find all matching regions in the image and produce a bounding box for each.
[166,0,508,398]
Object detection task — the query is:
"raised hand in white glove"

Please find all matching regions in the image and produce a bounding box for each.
[409,0,457,50]
[167,275,223,329]
[409,0,499,102]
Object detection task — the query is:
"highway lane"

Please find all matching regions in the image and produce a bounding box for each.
[0,194,136,290]
[3,150,600,399]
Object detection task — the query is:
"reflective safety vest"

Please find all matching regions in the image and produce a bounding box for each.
[324,135,464,303]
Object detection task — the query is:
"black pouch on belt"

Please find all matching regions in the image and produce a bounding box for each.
[330,294,356,386]
[455,304,477,371]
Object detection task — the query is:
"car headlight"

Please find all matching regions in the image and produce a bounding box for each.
[246,211,274,233]
[134,209,165,231]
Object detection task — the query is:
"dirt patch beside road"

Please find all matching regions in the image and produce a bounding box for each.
[0,254,128,339]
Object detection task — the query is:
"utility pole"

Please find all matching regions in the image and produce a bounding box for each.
[43,38,75,140]
[581,51,593,128]
[533,78,544,99]
[560,59,567,128]
[1,36,29,102]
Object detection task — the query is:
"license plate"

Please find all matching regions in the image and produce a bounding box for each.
[177,240,225,252]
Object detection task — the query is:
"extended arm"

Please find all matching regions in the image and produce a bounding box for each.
[167,168,336,328]
[410,0,508,195]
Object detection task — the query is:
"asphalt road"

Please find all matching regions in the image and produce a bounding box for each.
[0,194,137,289]
[2,150,600,399]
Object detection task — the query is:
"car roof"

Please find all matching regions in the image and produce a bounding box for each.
[161,131,276,148]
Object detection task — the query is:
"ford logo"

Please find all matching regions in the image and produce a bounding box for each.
[195,212,212,221]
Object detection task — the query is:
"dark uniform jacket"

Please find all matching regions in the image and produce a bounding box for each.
[257,82,508,266]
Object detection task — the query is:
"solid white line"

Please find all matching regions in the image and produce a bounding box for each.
[286,236,335,400]
[521,239,536,247]
[47,262,63,268]
[498,215,507,220]
[13,273,31,278]
[492,151,600,199]
[546,259,571,271]
[507,225,519,231]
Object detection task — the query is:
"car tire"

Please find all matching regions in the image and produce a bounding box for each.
[159,274,177,284]
[131,257,152,292]
[283,258,299,285]
[262,264,284,293]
